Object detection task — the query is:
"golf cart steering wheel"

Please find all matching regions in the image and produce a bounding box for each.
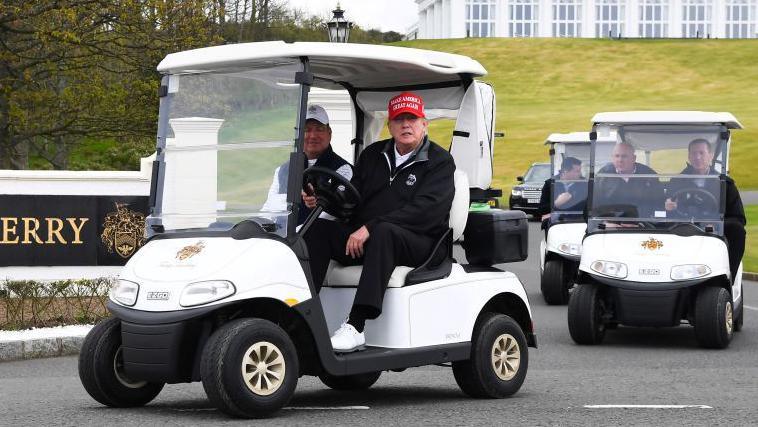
[670,187,719,217]
[303,166,361,221]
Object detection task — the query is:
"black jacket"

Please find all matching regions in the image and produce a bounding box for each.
[667,165,746,225]
[352,136,455,237]
[538,175,588,216]
[594,162,664,217]
[277,145,352,225]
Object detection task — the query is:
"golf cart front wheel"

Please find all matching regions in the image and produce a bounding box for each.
[568,283,606,345]
[319,371,381,390]
[78,317,164,407]
[452,313,528,398]
[694,287,734,349]
[200,318,299,418]
[541,259,570,305]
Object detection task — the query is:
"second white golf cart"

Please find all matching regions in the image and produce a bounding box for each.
[539,132,614,304]
[568,111,745,349]
[78,41,536,418]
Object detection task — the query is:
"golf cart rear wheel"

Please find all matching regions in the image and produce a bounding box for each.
[452,313,528,398]
[541,259,570,305]
[319,371,381,390]
[694,287,734,349]
[78,317,164,407]
[568,284,606,345]
[200,318,299,418]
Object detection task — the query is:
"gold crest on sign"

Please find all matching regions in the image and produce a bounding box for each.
[640,237,664,251]
[101,203,146,259]
[176,241,206,261]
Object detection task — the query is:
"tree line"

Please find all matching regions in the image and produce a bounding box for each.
[0,0,402,170]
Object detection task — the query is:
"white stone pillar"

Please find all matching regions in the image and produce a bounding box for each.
[540,0,553,37]
[713,0,727,38]
[628,0,641,37]
[451,0,467,37]
[164,118,224,229]
[671,0,683,37]
[436,0,443,38]
[427,5,434,37]
[584,0,597,37]
[308,88,355,164]
[499,0,510,37]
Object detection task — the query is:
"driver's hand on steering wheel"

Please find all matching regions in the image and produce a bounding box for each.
[302,183,317,209]
[665,197,677,211]
[346,225,370,259]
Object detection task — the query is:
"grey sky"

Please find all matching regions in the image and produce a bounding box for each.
[286,0,419,33]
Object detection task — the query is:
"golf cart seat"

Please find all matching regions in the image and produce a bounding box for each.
[325,170,470,288]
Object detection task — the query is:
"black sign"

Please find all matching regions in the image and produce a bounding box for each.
[0,195,149,266]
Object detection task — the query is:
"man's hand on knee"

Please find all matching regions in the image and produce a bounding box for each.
[346,225,370,258]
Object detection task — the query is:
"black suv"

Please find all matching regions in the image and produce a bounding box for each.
[509,162,551,217]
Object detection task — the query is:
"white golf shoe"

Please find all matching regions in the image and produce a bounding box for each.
[330,321,365,352]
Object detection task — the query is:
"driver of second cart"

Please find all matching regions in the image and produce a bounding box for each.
[302,92,455,352]
[261,104,352,227]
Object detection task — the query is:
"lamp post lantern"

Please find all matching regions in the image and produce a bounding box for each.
[325,3,353,43]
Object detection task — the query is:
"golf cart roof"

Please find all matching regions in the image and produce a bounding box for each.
[157,41,486,90]
[544,132,616,145]
[592,111,743,129]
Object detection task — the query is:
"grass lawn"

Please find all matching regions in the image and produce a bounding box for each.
[744,205,758,273]
[394,38,758,193]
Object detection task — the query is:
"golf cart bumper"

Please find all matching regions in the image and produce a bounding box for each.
[588,275,710,327]
[108,301,219,383]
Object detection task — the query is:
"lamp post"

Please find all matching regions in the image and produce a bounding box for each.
[325,3,353,43]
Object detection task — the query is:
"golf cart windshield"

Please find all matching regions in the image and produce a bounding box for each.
[153,62,301,237]
[589,125,728,234]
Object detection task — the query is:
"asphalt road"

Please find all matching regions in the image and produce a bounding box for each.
[1,222,756,425]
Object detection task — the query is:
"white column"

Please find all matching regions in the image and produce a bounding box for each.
[451,0,467,37]
[164,118,224,229]
[499,0,510,36]
[309,88,354,164]
[671,0,683,37]
[435,0,443,38]
[713,0,727,38]
[628,0,641,36]
[427,4,435,37]
[584,0,597,37]
[540,0,553,36]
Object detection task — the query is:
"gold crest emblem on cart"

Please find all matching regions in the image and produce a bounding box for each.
[176,241,206,261]
[640,237,664,251]
[101,203,146,258]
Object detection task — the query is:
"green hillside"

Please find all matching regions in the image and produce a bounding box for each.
[393,38,758,192]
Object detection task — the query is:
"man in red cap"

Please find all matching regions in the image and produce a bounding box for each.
[303,91,456,352]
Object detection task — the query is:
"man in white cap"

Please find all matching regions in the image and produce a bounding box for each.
[262,104,352,226]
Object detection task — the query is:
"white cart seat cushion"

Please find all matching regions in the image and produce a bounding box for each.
[325,261,413,288]
[449,169,470,241]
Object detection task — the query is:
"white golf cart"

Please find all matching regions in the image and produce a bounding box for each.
[568,111,744,349]
[539,132,614,305]
[78,41,535,418]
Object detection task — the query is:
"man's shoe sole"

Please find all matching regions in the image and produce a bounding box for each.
[333,344,366,353]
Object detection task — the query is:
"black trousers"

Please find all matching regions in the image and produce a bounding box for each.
[304,219,435,319]
[724,220,746,282]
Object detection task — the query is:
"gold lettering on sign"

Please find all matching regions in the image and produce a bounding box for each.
[46,218,66,244]
[22,218,44,244]
[1,217,19,244]
[67,218,89,244]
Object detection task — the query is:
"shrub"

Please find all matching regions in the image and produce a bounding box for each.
[0,278,113,330]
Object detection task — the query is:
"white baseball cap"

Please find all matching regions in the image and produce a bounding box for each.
[305,104,330,125]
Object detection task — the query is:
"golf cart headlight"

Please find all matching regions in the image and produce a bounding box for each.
[180,280,236,307]
[558,242,582,256]
[511,189,522,197]
[590,260,628,278]
[111,279,139,306]
[671,264,711,281]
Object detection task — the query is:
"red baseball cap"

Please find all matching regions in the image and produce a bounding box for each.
[388,92,425,120]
